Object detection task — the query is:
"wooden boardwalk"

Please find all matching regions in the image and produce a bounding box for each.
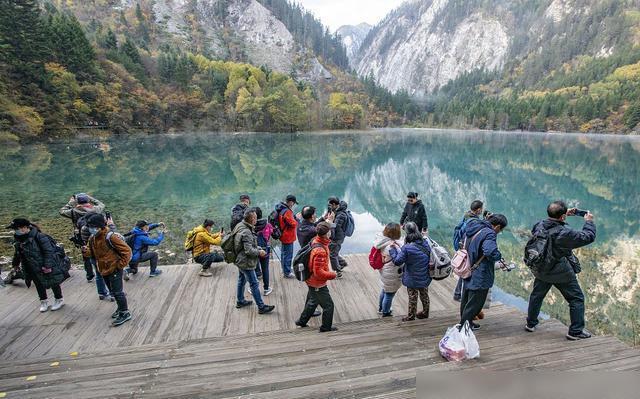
[0,254,458,361]
[1,254,639,398]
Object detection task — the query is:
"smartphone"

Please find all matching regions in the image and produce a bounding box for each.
[105,211,111,220]
[574,209,588,217]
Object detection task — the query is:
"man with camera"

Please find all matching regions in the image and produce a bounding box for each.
[525,201,596,340]
[125,220,166,279]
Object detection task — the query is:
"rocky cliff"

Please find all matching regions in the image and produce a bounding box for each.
[337,23,372,69]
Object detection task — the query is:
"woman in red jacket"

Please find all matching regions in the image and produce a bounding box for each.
[294,222,338,332]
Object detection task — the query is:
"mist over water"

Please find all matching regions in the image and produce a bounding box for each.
[1,129,639,343]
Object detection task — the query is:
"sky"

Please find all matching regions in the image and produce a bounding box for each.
[296,0,407,32]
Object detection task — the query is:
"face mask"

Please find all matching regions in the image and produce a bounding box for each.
[88,227,99,235]
[14,230,27,236]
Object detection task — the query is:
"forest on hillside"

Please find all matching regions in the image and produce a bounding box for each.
[0,0,410,144]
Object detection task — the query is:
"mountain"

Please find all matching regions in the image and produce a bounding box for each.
[356,0,639,97]
[337,22,372,69]
[354,0,640,133]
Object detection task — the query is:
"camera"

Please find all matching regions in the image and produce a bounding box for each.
[496,260,516,272]
[483,210,492,219]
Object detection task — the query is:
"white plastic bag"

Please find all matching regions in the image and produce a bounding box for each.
[438,321,480,361]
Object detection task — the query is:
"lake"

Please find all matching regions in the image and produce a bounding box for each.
[1,129,639,344]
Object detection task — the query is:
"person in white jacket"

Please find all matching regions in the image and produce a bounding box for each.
[375,223,403,317]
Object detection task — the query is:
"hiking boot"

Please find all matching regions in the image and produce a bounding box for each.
[295,320,308,328]
[566,330,592,340]
[236,300,253,309]
[39,300,49,312]
[199,269,213,277]
[525,324,536,333]
[111,309,120,319]
[51,299,64,311]
[319,326,338,333]
[264,287,273,296]
[112,311,132,326]
[149,269,163,277]
[258,305,275,314]
[123,269,130,281]
[312,310,321,317]
[416,311,429,320]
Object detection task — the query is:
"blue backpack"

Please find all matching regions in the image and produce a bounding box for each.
[452,217,469,251]
[344,211,355,237]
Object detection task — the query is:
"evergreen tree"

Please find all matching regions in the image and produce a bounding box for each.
[45,12,96,79]
[104,28,118,50]
[122,37,141,65]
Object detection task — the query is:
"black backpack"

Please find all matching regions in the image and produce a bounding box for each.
[124,231,136,250]
[267,209,285,241]
[523,225,563,274]
[39,233,72,277]
[292,242,324,281]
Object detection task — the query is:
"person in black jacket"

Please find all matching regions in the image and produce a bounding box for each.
[230,194,251,230]
[400,192,428,233]
[526,201,596,340]
[324,197,349,277]
[7,218,67,313]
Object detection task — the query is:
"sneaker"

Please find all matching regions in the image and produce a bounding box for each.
[319,326,338,333]
[99,294,108,300]
[111,309,120,319]
[295,320,308,328]
[336,271,343,279]
[264,287,273,296]
[283,273,295,279]
[112,311,132,326]
[382,312,393,317]
[312,310,321,317]
[258,305,275,314]
[236,300,253,309]
[416,311,429,320]
[87,277,94,283]
[471,322,481,331]
[199,269,213,277]
[525,325,536,333]
[39,300,50,312]
[51,299,64,311]
[109,295,115,302]
[453,295,461,302]
[566,330,592,340]
[124,269,130,281]
[149,269,162,277]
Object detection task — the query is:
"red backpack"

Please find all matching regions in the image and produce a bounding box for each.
[369,246,384,270]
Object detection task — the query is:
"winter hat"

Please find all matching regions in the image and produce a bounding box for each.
[86,213,106,228]
[76,193,90,204]
[5,218,31,229]
[316,221,333,236]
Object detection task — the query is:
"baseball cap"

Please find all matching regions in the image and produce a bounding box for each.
[5,218,31,229]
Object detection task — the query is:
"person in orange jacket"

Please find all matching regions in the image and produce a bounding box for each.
[294,222,338,332]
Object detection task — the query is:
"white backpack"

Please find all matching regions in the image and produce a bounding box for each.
[425,236,452,281]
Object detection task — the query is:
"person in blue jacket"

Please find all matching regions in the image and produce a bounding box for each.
[126,220,165,278]
[452,200,484,301]
[389,222,432,322]
[459,214,508,330]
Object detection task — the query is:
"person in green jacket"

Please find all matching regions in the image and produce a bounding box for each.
[233,209,275,315]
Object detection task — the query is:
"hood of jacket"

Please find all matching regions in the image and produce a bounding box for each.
[275,202,290,213]
[465,219,493,238]
[131,226,148,237]
[336,201,348,213]
[535,218,565,232]
[374,236,394,250]
[255,218,268,233]
[194,225,208,234]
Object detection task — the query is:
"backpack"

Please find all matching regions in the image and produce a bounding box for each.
[292,243,325,281]
[451,230,486,279]
[452,217,469,251]
[425,236,452,281]
[368,246,384,270]
[39,233,72,276]
[184,228,198,252]
[267,208,285,240]
[220,229,240,264]
[523,225,563,274]
[343,211,355,237]
[124,232,136,250]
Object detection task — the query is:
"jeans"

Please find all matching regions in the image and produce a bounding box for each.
[527,277,585,335]
[133,251,159,272]
[237,269,265,309]
[298,286,334,330]
[91,259,109,297]
[195,253,224,269]
[104,269,128,312]
[453,278,463,300]
[378,290,396,315]
[83,256,95,281]
[281,243,294,275]
[257,250,270,290]
[33,279,62,301]
[459,287,489,327]
[329,242,343,272]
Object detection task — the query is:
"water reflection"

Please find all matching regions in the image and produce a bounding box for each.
[0,130,639,343]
